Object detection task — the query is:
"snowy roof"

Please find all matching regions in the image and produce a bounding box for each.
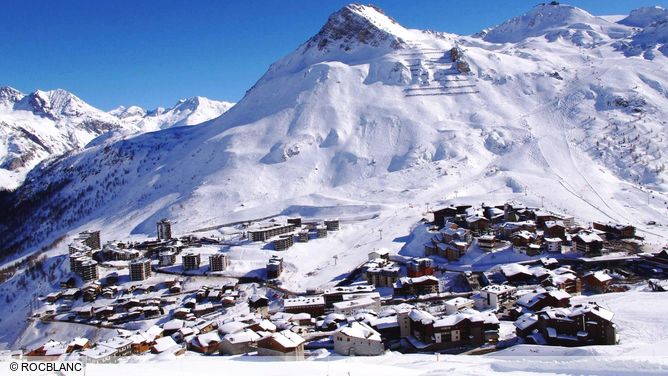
[589,271,613,283]
[162,319,185,330]
[98,336,132,350]
[262,330,305,349]
[284,296,325,308]
[219,321,247,334]
[338,322,382,342]
[224,329,260,344]
[480,284,517,294]
[370,316,399,329]
[333,297,376,310]
[444,297,474,308]
[195,331,221,347]
[514,313,539,330]
[501,263,531,277]
[68,337,89,347]
[575,232,603,243]
[408,309,435,324]
[152,336,178,353]
[434,313,468,328]
[81,346,116,359]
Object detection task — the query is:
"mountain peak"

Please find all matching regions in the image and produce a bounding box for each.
[305,3,409,52]
[0,86,24,104]
[481,2,620,44]
[26,89,91,119]
[619,6,668,27]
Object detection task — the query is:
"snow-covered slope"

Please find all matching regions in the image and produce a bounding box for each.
[109,96,235,132]
[1,2,667,260]
[480,3,631,45]
[0,89,233,191]
[0,87,128,190]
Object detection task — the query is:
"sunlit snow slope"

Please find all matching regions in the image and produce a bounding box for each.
[1,3,667,257]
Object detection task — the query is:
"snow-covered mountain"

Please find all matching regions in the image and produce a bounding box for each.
[0,87,127,191]
[109,96,235,132]
[2,2,668,259]
[0,88,233,191]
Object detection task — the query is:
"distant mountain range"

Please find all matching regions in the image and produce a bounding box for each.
[0,87,233,190]
[1,2,667,261]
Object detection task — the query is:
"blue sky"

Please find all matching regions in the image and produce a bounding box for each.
[2,0,667,110]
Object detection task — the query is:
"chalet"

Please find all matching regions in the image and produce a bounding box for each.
[162,319,185,336]
[249,294,270,316]
[407,258,434,278]
[444,297,475,314]
[478,234,496,250]
[248,319,277,333]
[80,345,117,363]
[220,329,261,355]
[432,206,459,228]
[498,221,536,239]
[583,271,613,293]
[256,330,306,359]
[283,296,325,316]
[393,276,439,297]
[572,232,604,255]
[516,289,571,311]
[544,221,566,240]
[316,312,348,331]
[544,237,563,253]
[515,303,617,346]
[60,277,76,289]
[97,337,132,357]
[333,297,381,316]
[128,334,152,354]
[45,291,62,303]
[510,231,536,248]
[476,284,517,309]
[333,322,384,356]
[28,340,68,357]
[465,216,489,234]
[189,331,222,354]
[151,336,180,354]
[322,285,375,308]
[592,222,636,240]
[403,309,500,351]
[500,264,534,285]
[66,337,91,353]
[543,271,581,294]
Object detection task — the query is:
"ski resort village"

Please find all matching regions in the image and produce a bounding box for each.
[3,1,668,375]
[7,200,667,362]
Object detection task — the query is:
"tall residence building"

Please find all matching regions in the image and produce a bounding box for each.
[209,254,230,272]
[75,230,101,250]
[129,259,152,281]
[79,259,99,282]
[182,252,201,271]
[157,219,173,240]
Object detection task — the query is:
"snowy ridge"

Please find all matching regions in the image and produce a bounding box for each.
[1,2,668,282]
[0,87,233,190]
[481,3,631,45]
[109,96,235,132]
